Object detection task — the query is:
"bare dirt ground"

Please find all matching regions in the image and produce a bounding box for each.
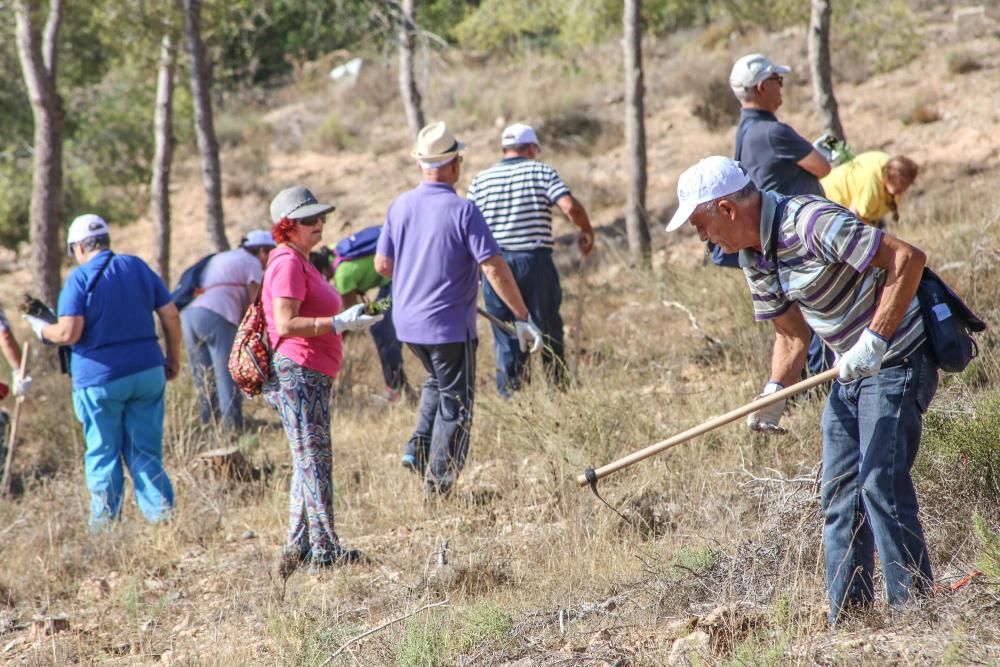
[1,10,999,667]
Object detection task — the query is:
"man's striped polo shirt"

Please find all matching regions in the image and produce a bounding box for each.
[741,192,925,363]
[467,157,571,251]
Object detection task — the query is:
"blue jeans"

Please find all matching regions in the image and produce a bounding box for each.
[482,249,566,396]
[181,306,242,429]
[369,284,407,390]
[72,366,174,528]
[820,347,938,623]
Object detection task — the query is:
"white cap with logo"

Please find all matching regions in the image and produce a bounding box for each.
[501,123,539,148]
[66,214,111,245]
[665,156,752,232]
[729,53,791,94]
[244,229,276,248]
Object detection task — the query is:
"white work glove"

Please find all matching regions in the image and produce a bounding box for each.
[514,318,543,354]
[12,370,30,398]
[22,314,51,343]
[332,303,383,335]
[838,328,889,382]
[746,381,787,435]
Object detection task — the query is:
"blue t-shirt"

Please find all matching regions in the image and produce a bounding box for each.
[57,250,173,388]
[735,109,824,197]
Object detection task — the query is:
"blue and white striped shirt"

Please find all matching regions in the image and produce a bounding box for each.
[742,192,925,363]
[467,157,571,251]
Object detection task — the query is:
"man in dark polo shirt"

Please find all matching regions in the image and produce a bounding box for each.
[722,53,834,373]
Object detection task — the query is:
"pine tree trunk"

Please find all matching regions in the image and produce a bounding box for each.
[151,34,175,284]
[14,0,65,306]
[398,0,425,138]
[623,0,651,268]
[808,0,845,141]
[182,0,229,251]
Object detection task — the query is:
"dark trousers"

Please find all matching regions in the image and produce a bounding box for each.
[369,284,407,390]
[482,249,566,396]
[404,339,477,494]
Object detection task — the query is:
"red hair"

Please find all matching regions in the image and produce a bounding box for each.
[272,218,296,244]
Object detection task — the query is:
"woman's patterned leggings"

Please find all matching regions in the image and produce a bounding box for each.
[264,352,339,561]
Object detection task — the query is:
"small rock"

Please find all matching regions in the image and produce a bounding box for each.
[28,617,70,641]
[241,530,256,540]
[77,578,111,602]
[667,630,710,666]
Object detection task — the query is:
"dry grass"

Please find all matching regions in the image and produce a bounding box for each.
[2,15,1000,666]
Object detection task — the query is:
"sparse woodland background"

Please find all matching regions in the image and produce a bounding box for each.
[0,0,998,664]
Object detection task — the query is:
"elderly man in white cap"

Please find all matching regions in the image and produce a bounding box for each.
[375,121,542,496]
[667,155,937,625]
[467,122,594,397]
[180,229,276,431]
[23,214,181,529]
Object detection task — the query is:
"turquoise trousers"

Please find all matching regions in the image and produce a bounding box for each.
[72,366,174,528]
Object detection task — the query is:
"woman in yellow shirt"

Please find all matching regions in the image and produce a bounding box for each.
[821,151,919,228]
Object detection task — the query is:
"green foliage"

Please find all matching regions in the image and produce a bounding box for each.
[672,546,720,575]
[0,156,32,252]
[712,0,808,29]
[644,0,709,34]
[972,512,1000,579]
[397,618,448,667]
[455,602,513,653]
[454,0,623,52]
[834,0,921,75]
[921,390,1000,497]
[311,114,360,151]
[723,630,788,667]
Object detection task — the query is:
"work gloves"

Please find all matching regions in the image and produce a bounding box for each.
[332,303,383,335]
[746,381,787,435]
[22,314,51,344]
[11,370,30,398]
[838,328,888,382]
[514,318,543,354]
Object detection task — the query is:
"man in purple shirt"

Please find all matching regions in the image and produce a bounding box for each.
[376,121,541,496]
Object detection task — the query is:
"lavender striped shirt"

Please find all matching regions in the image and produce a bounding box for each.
[743,192,925,362]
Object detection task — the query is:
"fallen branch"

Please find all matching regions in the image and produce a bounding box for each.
[661,301,722,348]
[324,598,450,664]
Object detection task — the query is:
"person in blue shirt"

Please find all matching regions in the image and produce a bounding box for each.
[23,214,182,529]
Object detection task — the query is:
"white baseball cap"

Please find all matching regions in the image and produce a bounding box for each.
[66,214,110,245]
[501,123,539,148]
[729,53,791,93]
[665,156,752,232]
[244,229,276,248]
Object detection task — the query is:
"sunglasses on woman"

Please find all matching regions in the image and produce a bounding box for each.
[296,215,326,227]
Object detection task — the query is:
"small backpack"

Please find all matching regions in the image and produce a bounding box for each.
[333,225,381,268]
[171,254,215,310]
[228,282,271,397]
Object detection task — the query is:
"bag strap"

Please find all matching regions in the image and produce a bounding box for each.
[85,251,115,295]
[766,196,790,266]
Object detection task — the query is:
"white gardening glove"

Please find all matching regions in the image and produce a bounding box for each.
[746,381,787,435]
[22,314,51,343]
[12,370,30,398]
[838,328,888,382]
[332,303,383,335]
[514,318,543,354]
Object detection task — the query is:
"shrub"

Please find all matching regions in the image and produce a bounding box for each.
[972,512,1000,579]
[901,101,941,126]
[920,389,1000,498]
[397,618,448,667]
[311,114,359,151]
[456,602,514,653]
[691,74,741,131]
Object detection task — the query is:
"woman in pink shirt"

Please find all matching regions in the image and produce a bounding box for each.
[263,186,382,575]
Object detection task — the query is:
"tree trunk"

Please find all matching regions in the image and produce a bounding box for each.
[14,0,65,306]
[181,0,228,251]
[151,34,175,284]
[808,0,845,141]
[623,0,651,268]
[398,0,425,138]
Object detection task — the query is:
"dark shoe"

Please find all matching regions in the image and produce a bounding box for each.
[309,546,365,572]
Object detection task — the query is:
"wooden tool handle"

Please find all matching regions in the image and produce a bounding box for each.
[576,367,839,486]
[1,341,30,497]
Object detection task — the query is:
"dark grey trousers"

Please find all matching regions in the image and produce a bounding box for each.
[403,339,477,494]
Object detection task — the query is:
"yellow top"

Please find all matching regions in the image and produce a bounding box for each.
[821,151,896,224]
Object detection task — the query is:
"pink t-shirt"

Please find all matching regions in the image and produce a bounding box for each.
[263,246,344,379]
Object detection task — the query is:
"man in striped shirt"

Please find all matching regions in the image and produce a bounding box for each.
[667,156,938,625]
[468,123,594,396]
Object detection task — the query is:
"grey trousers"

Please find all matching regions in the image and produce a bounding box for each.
[403,339,477,494]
